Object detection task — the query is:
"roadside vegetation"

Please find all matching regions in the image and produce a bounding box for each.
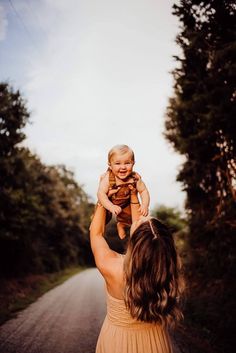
[164,2,235,352]
[0,267,85,325]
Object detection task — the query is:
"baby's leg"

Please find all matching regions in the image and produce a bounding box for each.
[117,222,127,239]
[117,205,132,239]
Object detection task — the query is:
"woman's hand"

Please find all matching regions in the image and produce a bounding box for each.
[139,204,149,216]
[129,184,141,223]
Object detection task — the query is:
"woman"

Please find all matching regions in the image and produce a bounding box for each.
[90,186,184,353]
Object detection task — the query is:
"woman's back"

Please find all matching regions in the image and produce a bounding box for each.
[96,287,173,353]
[104,254,125,299]
[97,256,173,353]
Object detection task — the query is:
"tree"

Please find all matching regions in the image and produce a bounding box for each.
[151,205,187,233]
[164,2,236,351]
[165,0,236,270]
[0,83,94,276]
[0,83,29,157]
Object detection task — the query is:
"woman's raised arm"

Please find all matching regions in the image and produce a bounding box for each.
[89,202,117,275]
[130,186,142,223]
[90,202,106,243]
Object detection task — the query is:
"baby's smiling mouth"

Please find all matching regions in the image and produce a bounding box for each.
[118,171,128,177]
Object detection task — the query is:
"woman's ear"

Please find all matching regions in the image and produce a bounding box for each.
[108,163,111,170]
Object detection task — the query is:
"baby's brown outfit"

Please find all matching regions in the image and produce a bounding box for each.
[105,170,138,226]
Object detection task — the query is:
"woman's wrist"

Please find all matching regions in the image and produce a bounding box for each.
[130,194,139,205]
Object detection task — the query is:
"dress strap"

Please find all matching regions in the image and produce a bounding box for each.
[109,170,117,188]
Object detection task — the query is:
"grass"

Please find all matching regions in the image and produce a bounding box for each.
[0,266,85,325]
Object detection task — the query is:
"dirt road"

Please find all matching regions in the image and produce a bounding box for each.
[0,269,106,353]
[0,268,182,353]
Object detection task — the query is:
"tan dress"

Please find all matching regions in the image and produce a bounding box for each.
[96,290,173,353]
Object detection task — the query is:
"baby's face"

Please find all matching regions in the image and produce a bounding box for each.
[109,151,134,180]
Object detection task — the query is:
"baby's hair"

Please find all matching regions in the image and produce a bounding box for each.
[108,144,135,164]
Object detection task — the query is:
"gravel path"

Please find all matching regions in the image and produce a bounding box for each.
[0,268,106,353]
[0,268,182,353]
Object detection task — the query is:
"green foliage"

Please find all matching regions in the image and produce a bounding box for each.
[165,2,236,351]
[151,205,187,233]
[165,0,235,265]
[0,83,30,157]
[0,83,94,277]
[151,205,189,261]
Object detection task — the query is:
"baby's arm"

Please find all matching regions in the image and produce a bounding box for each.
[136,175,150,216]
[97,172,122,216]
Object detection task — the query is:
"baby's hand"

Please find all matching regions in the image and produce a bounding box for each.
[139,205,149,216]
[107,187,120,198]
[128,184,137,195]
[134,172,141,180]
[109,205,122,216]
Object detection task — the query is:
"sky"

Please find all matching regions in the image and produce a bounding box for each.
[0,0,186,210]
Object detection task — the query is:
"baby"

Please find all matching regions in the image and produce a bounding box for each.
[97,144,150,239]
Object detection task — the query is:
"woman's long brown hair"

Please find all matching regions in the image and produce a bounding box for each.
[124,218,184,327]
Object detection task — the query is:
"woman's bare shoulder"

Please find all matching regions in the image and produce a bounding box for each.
[98,252,124,280]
